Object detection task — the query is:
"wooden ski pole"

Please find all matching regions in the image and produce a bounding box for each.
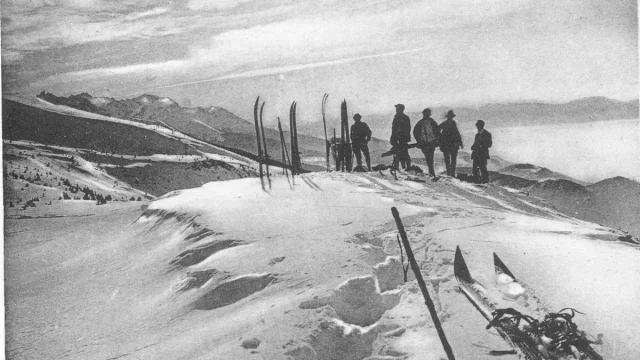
[391,207,456,360]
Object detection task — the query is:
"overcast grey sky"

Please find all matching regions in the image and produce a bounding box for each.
[2,0,638,122]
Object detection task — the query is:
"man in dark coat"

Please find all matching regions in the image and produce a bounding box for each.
[413,108,440,176]
[439,110,463,177]
[471,119,492,183]
[350,113,372,171]
[390,104,412,169]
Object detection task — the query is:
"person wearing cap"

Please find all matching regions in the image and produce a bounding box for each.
[390,104,412,169]
[471,119,492,183]
[413,108,440,177]
[350,113,372,171]
[439,110,463,177]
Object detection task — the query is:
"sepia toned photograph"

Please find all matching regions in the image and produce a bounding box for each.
[2,1,639,359]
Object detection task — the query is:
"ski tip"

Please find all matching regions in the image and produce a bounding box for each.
[493,252,516,280]
[454,246,474,283]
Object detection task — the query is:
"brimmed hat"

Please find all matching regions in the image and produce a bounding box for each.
[394,104,405,110]
[445,110,455,118]
[353,113,362,120]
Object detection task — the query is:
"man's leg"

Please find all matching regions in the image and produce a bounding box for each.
[398,147,409,169]
[426,147,436,176]
[450,148,458,177]
[353,143,363,167]
[472,158,480,181]
[362,144,371,171]
[480,158,489,183]
[442,149,451,176]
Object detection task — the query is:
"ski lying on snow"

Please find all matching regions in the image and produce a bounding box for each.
[454,247,542,360]
[454,247,603,360]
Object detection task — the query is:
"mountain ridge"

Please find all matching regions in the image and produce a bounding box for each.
[487,165,640,238]
[297,96,638,140]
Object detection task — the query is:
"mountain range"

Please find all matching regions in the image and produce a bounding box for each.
[3,93,639,238]
[491,168,640,238]
[298,96,639,140]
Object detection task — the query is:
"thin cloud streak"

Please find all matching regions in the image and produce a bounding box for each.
[120,47,425,97]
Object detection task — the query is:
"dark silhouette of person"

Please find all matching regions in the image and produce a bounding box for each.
[390,104,412,169]
[439,110,463,177]
[471,119,492,183]
[413,108,440,176]
[350,113,372,171]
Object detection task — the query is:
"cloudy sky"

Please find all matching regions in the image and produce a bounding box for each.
[1,0,638,122]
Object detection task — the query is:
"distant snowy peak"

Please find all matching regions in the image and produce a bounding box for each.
[132,94,178,106]
[89,97,114,106]
[159,97,177,106]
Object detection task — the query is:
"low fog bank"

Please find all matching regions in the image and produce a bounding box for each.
[484,119,639,183]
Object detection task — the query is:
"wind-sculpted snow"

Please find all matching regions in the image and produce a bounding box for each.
[5,171,640,360]
[192,273,278,310]
[169,239,247,268]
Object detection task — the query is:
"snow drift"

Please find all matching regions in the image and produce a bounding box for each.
[5,172,640,360]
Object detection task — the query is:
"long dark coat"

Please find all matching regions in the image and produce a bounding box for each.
[471,129,492,160]
[439,119,463,150]
[390,113,411,146]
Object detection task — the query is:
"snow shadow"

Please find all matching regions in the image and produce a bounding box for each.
[192,273,277,310]
[169,239,246,268]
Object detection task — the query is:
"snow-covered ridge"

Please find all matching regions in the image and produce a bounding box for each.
[5,94,255,166]
[6,171,639,359]
[133,173,638,359]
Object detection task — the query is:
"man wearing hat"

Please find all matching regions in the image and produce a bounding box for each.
[350,113,372,171]
[413,108,440,177]
[390,104,412,169]
[471,119,492,183]
[439,110,463,177]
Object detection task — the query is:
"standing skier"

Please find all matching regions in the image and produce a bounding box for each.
[390,104,412,169]
[350,113,372,171]
[413,108,440,177]
[471,120,492,183]
[439,110,463,177]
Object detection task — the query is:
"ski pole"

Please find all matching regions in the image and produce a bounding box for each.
[391,207,456,360]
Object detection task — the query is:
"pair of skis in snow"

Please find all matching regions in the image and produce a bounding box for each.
[454,246,603,360]
[253,97,301,189]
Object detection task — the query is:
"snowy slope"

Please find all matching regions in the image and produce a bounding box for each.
[4,172,639,360]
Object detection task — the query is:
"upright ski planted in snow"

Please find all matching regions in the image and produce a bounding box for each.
[253,97,265,190]
[289,101,301,175]
[340,99,352,172]
[322,93,330,171]
[277,117,292,185]
[258,101,271,189]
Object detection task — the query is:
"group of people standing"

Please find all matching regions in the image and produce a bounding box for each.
[349,104,493,183]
